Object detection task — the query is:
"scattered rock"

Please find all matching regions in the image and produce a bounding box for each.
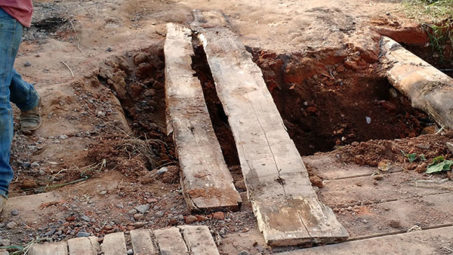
[309,175,323,188]
[212,212,225,220]
[135,204,150,214]
[0,239,10,246]
[415,162,428,173]
[133,213,144,220]
[10,210,19,216]
[161,165,179,184]
[6,222,17,229]
[234,180,246,190]
[238,251,250,255]
[446,142,453,154]
[19,179,37,189]
[389,220,401,229]
[184,215,197,224]
[156,167,168,175]
[378,160,391,172]
[24,61,32,67]
[127,249,133,255]
[77,231,91,237]
[373,174,384,181]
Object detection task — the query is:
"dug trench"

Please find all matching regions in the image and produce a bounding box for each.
[4,34,452,250]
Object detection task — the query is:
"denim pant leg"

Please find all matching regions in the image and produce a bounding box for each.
[0,8,23,197]
[10,69,40,111]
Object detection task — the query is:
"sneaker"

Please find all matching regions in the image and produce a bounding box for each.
[0,195,5,214]
[20,98,42,133]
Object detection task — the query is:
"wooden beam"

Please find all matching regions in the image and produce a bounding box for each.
[154,227,189,254]
[180,225,220,255]
[381,36,453,130]
[130,229,157,255]
[101,232,127,255]
[164,23,241,211]
[67,237,99,255]
[29,242,68,255]
[193,11,348,246]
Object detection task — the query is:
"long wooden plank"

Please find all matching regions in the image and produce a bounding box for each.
[154,227,189,255]
[180,225,220,255]
[29,242,68,255]
[68,237,99,255]
[130,229,157,255]
[381,36,453,129]
[193,11,348,246]
[278,225,453,255]
[101,232,127,255]
[164,23,241,211]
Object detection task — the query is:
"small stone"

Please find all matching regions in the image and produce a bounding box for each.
[97,111,106,117]
[128,209,137,214]
[212,212,225,220]
[81,215,91,222]
[156,167,168,175]
[135,204,150,214]
[24,61,32,67]
[389,220,401,229]
[127,249,133,255]
[309,175,324,188]
[234,180,246,190]
[238,250,250,255]
[365,116,371,124]
[0,239,11,246]
[133,213,144,220]
[184,215,197,224]
[378,160,391,172]
[77,231,91,237]
[373,174,384,181]
[447,142,453,154]
[155,211,164,217]
[6,221,17,229]
[10,210,19,216]
[99,190,107,195]
[30,162,40,168]
[133,222,146,228]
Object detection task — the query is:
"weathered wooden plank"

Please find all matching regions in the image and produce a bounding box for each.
[193,11,348,246]
[180,225,220,255]
[130,229,157,255]
[68,237,99,255]
[101,232,127,255]
[154,227,189,255]
[164,23,241,211]
[381,36,453,129]
[29,242,68,255]
[277,225,453,255]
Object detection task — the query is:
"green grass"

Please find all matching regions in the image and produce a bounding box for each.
[403,0,452,22]
[403,0,452,62]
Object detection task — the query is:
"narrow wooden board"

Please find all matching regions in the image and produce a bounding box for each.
[180,225,220,255]
[101,232,127,255]
[130,229,157,255]
[29,242,68,255]
[193,11,348,246]
[381,36,453,129]
[68,237,99,255]
[154,227,189,254]
[278,225,453,255]
[164,23,241,211]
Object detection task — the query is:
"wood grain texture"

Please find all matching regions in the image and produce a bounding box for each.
[29,242,68,255]
[68,237,99,255]
[154,227,189,255]
[381,36,453,129]
[180,225,220,255]
[130,229,157,255]
[101,232,127,255]
[193,11,348,246]
[164,23,241,211]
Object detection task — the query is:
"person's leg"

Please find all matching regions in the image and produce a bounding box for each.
[10,69,40,111]
[10,69,41,133]
[0,8,23,199]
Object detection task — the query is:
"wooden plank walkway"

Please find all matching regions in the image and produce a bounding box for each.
[164,23,241,211]
[277,225,453,255]
[192,12,348,246]
[28,225,219,255]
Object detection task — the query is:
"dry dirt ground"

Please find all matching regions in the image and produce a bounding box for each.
[0,0,452,254]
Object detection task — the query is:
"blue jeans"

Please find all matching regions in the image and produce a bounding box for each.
[0,8,39,197]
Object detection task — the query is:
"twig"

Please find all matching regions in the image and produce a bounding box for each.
[60,61,75,78]
[69,19,83,53]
